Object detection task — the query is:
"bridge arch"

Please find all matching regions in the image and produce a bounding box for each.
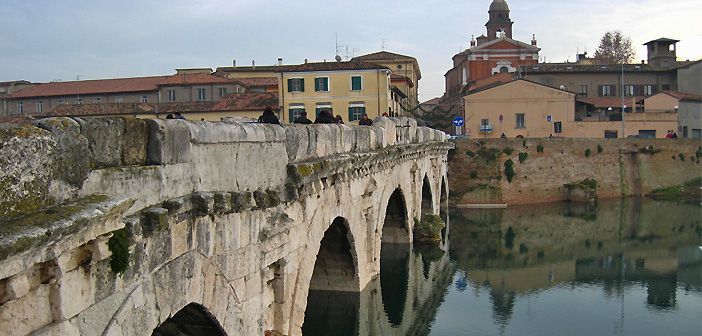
[152,302,227,336]
[421,175,434,219]
[381,188,412,244]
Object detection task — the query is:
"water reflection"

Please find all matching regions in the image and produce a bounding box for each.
[303,199,702,336]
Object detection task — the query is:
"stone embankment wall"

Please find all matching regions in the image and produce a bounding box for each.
[0,116,449,336]
[449,138,702,205]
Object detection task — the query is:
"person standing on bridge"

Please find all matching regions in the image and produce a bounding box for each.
[358,114,373,126]
[293,111,312,124]
[258,107,280,124]
[314,109,334,124]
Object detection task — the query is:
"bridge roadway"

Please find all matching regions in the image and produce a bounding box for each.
[0,116,452,335]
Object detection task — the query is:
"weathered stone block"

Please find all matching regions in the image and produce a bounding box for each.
[191,192,214,216]
[0,285,52,335]
[35,117,90,187]
[213,192,232,214]
[75,117,125,168]
[90,235,112,262]
[0,123,58,219]
[6,273,29,300]
[231,191,254,212]
[142,207,169,235]
[51,267,95,320]
[31,320,80,336]
[372,117,396,147]
[121,117,148,166]
[146,119,192,165]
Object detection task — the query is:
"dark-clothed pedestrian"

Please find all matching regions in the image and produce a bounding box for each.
[358,114,373,126]
[293,111,312,124]
[335,115,344,124]
[165,113,174,119]
[258,107,280,124]
[175,112,186,120]
[314,109,335,124]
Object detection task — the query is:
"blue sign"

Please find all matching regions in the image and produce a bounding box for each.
[453,117,465,127]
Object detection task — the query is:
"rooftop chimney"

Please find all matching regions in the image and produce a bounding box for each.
[252,60,255,68]
[304,58,308,64]
[277,57,283,66]
[531,34,537,46]
[232,59,236,68]
[470,35,476,47]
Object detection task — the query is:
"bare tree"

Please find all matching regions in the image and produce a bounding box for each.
[593,31,635,64]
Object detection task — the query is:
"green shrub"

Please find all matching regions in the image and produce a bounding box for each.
[469,171,478,178]
[585,148,591,157]
[536,144,544,153]
[696,146,702,159]
[518,152,528,163]
[679,153,685,161]
[597,144,603,153]
[413,215,445,244]
[504,226,516,249]
[465,150,475,157]
[522,140,527,148]
[502,147,514,155]
[504,159,515,183]
[108,229,131,275]
[477,147,501,162]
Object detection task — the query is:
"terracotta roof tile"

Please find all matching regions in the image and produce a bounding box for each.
[577,96,644,108]
[212,92,279,111]
[660,90,702,102]
[351,51,417,61]
[233,77,278,88]
[11,76,169,98]
[217,61,388,74]
[158,73,235,86]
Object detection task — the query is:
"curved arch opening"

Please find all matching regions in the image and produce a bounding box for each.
[379,188,411,326]
[302,217,360,336]
[421,175,434,219]
[152,302,227,336]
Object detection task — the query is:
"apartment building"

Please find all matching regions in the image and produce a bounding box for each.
[352,51,421,113]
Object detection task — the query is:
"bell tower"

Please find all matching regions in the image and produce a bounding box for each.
[486,0,513,40]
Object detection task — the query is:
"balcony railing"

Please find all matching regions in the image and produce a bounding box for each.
[480,125,493,132]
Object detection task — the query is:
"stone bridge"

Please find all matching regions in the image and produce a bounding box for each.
[0,116,452,335]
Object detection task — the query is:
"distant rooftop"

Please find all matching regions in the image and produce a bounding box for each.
[216,61,389,74]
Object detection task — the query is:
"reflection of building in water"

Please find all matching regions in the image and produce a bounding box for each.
[450,198,701,323]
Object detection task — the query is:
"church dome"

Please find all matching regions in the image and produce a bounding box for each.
[489,0,510,11]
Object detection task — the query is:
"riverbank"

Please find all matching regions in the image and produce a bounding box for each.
[448,138,702,205]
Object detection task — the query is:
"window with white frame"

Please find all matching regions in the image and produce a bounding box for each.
[288,104,305,122]
[480,118,491,132]
[58,99,65,105]
[348,102,365,121]
[288,78,304,92]
[197,88,206,101]
[168,90,176,102]
[351,76,362,91]
[515,113,525,128]
[219,87,227,97]
[623,85,635,96]
[140,95,148,103]
[36,101,43,113]
[315,102,332,116]
[16,101,23,114]
[315,77,329,92]
[599,85,615,96]
[643,84,655,96]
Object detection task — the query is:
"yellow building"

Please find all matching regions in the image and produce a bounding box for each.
[464,79,678,138]
[352,51,422,114]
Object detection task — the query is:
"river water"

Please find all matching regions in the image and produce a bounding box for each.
[302,198,702,336]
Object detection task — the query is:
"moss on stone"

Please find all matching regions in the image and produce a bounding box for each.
[108,228,131,275]
[649,177,702,200]
[413,215,445,245]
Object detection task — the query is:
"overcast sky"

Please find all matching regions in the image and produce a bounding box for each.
[1,0,700,102]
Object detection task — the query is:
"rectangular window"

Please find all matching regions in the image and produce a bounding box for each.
[682,126,688,138]
[115,96,124,103]
[515,113,525,128]
[692,129,701,139]
[643,85,655,96]
[351,76,362,91]
[197,88,206,101]
[16,101,23,114]
[287,78,304,92]
[36,101,43,113]
[604,130,618,138]
[480,119,492,132]
[623,85,635,96]
[315,102,332,117]
[58,99,65,105]
[554,121,563,134]
[168,90,176,102]
[599,85,615,96]
[348,102,365,121]
[289,104,305,122]
[94,97,101,104]
[578,85,587,96]
[315,77,329,92]
[140,96,148,103]
[219,87,227,97]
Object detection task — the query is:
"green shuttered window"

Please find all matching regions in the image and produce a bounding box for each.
[314,77,329,92]
[288,78,304,92]
[351,76,362,91]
